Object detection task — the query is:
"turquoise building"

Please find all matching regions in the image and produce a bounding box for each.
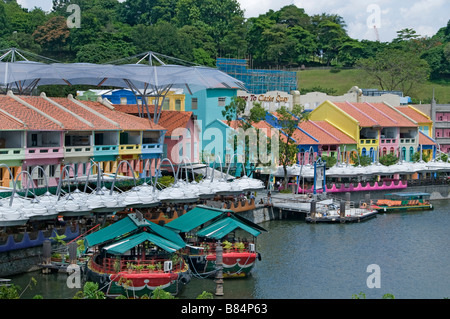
[184,88,238,133]
[184,88,238,162]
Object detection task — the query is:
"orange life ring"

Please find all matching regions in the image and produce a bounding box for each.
[361,203,367,208]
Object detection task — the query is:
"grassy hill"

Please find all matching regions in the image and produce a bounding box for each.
[297,68,450,104]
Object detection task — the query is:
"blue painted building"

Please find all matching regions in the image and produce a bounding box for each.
[264,112,319,156]
[101,89,142,105]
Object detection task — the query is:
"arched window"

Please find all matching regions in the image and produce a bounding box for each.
[361,148,367,157]
[382,147,387,156]
[409,147,414,162]
[401,147,406,161]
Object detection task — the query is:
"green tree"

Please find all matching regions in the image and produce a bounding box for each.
[119,0,177,26]
[321,155,337,168]
[379,153,399,166]
[356,48,431,96]
[276,104,309,188]
[421,44,450,80]
[151,286,175,299]
[75,38,136,63]
[222,97,267,173]
[246,16,276,67]
[393,28,420,42]
[196,291,214,299]
[73,281,105,299]
[173,0,244,56]
[287,26,317,64]
[32,15,70,59]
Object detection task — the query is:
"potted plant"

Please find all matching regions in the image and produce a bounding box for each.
[113,258,121,273]
[223,240,233,252]
[126,262,133,273]
[156,262,162,272]
[234,242,245,252]
[146,264,156,272]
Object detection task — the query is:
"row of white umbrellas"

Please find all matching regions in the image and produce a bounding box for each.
[272,159,450,180]
[0,159,265,227]
[326,159,450,177]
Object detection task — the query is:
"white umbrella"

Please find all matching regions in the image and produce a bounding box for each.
[0,204,29,227]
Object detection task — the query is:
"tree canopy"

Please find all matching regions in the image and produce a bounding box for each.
[0,1,447,84]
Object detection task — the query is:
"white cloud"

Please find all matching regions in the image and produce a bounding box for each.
[17,0,52,12]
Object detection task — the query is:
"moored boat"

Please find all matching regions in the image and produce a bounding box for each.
[83,212,191,298]
[373,192,433,213]
[305,200,378,223]
[165,205,266,278]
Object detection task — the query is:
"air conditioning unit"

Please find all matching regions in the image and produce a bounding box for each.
[249,243,255,252]
[164,261,173,272]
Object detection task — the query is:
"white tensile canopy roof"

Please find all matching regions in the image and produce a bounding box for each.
[0,61,246,93]
[0,49,246,123]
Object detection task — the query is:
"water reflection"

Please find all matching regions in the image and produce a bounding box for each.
[9,200,450,299]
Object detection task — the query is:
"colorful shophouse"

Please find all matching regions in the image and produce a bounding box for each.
[309,101,423,162]
[0,91,165,189]
[184,88,238,134]
[264,112,320,164]
[158,111,200,165]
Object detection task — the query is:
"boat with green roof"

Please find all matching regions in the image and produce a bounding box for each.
[83,212,191,298]
[165,205,267,278]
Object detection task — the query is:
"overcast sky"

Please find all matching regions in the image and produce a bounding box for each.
[17,0,450,42]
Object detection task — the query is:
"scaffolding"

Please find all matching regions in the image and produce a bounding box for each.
[216,58,297,95]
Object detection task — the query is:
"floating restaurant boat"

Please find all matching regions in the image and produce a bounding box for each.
[165,205,266,278]
[83,212,191,298]
[373,192,433,212]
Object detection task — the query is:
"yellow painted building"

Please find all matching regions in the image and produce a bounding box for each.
[148,90,186,111]
[308,100,364,162]
[309,100,423,162]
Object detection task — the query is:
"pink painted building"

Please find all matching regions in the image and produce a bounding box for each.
[158,111,200,166]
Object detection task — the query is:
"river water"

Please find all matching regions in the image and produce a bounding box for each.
[10,199,450,299]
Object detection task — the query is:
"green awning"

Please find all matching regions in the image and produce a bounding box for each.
[196,217,261,239]
[165,205,231,233]
[84,213,185,248]
[84,216,138,247]
[147,219,186,248]
[103,231,184,255]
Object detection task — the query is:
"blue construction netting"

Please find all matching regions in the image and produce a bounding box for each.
[216,58,297,94]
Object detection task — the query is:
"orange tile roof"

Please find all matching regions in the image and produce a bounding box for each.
[290,128,319,145]
[419,131,436,145]
[158,111,194,136]
[113,104,148,115]
[332,102,417,127]
[50,97,119,130]
[82,100,165,131]
[0,96,61,130]
[265,113,319,145]
[396,106,433,124]
[20,96,93,130]
[251,121,279,138]
[221,120,242,130]
[0,95,165,132]
[299,120,356,145]
[0,111,26,130]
